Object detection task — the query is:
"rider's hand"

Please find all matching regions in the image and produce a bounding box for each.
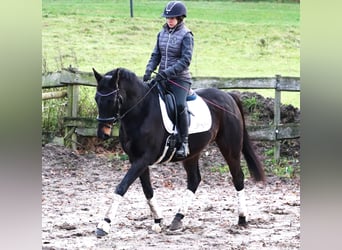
[155,71,167,83]
[143,72,151,82]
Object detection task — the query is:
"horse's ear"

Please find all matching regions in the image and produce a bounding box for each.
[92,68,102,83]
[111,68,121,88]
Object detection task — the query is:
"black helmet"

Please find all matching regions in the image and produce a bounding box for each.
[162,1,187,18]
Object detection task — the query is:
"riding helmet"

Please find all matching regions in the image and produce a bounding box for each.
[162,1,187,18]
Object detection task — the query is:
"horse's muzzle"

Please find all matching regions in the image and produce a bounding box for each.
[97,123,112,140]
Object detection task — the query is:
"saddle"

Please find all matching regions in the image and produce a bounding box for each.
[156,80,194,127]
[152,80,200,164]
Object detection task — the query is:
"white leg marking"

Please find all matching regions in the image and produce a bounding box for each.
[177,189,196,215]
[105,193,123,220]
[237,189,247,218]
[96,220,111,235]
[147,196,163,220]
[147,196,163,233]
[97,193,123,234]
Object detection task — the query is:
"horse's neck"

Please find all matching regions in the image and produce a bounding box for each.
[123,80,147,100]
[121,81,155,114]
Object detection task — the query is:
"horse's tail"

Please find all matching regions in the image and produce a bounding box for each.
[229,92,265,182]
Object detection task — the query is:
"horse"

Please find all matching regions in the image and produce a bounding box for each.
[92,67,265,237]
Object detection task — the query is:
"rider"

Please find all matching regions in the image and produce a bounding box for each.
[143,1,194,158]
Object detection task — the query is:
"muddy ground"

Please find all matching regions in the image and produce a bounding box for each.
[42,92,300,249]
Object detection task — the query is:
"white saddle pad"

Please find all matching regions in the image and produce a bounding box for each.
[159,94,212,134]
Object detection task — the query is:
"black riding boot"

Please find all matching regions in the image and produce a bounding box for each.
[176,109,189,158]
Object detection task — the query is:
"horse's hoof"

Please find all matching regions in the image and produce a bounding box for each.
[95,219,111,237]
[169,218,183,231]
[152,223,162,233]
[95,228,108,237]
[238,216,248,227]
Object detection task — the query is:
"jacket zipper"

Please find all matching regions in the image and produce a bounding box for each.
[165,28,174,69]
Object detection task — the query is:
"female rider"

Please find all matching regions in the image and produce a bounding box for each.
[143,1,194,158]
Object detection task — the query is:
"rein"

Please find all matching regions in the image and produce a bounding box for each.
[159,75,240,119]
[97,69,240,124]
[118,80,158,121]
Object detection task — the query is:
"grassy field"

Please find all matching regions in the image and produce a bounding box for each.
[42,0,300,120]
[42,0,299,75]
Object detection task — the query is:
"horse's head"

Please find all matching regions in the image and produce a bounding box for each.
[93,68,123,140]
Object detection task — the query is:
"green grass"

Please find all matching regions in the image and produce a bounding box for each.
[42,0,299,77]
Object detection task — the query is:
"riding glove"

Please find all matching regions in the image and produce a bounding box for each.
[155,71,167,83]
[143,72,151,82]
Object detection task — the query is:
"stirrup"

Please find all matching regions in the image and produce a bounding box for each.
[176,143,189,158]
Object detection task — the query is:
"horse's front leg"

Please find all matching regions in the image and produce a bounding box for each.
[140,167,163,233]
[95,162,148,237]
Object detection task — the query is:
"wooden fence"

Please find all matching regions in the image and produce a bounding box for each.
[42,67,300,161]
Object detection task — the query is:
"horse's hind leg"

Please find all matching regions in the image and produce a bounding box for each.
[139,167,163,232]
[170,155,201,231]
[226,157,248,226]
[216,140,248,226]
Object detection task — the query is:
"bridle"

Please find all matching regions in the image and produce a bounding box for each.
[95,69,123,124]
[96,69,158,125]
[95,89,121,123]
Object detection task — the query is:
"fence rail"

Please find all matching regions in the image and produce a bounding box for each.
[42,67,300,161]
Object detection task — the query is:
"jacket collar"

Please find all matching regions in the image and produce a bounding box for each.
[163,21,184,33]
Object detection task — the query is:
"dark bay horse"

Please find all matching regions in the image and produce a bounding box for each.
[93,67,265,237]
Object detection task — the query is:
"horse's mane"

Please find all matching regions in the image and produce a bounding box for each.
[104,68,150,91]
[104,68,137,83]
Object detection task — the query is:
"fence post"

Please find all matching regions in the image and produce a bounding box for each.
[274,75,281,162]
[64,84,79,150]
[130,0,134,17]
